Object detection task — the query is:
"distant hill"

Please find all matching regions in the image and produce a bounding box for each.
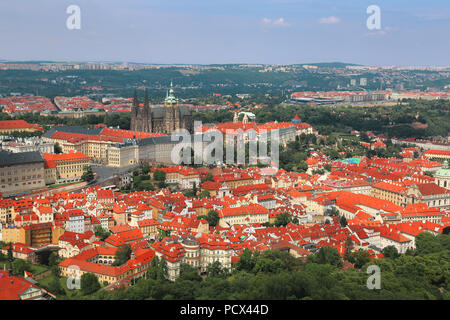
[1,61,361,68]
[294,62,361,68]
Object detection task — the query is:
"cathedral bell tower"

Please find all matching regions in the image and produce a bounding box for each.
[131,89,140,131]
[143,89,152,132]
[164,82,180,134]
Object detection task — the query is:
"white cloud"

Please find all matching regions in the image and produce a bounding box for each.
[318,16,340,24]
[262,17,289,27]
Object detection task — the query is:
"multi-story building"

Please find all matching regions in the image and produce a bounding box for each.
[379,226,414,254]
[0,198,16,225]
[59,247,155,285]
[25,222,53,247]
[2,222,54,247]
[43,130,122,164]
[197,237,232,273]
[137,218,159,239]
[0,120,43,134]
[0,151,45,197]
[408,183,450,210]
[43,125,194,166]
[152,242,185,281]
[213,172,254,189]
[219,204,269,227]
[435,161,450,190]
[152,235,233,281]
[106,142,139,167]
[2,226,26,244]
[43,150,90,184]
[371,182,411,207]
[151,166,200,190]
[66,210,86,234]
[138,134,207,165]
[423,150,450,162]
[1,139,54,154]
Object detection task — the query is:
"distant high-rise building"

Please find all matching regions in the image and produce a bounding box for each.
[350,79,356,86]
[360,78,367,86]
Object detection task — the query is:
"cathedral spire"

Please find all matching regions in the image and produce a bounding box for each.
[133,89,139,108]
[165,82,178,105]
[144,88,149,109]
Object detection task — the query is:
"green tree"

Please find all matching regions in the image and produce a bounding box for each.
[347,250,371,269]
[235,248,259,272]
[48,277,64,295]
[94,225,110,241]
[206,210,220,227]
[179,263,202,282]
[54,142,62,154]
[48,252,59,267]
[113,244,131,266]
[192,182,197,196]
[146,256,168,281]
[12,259,31,276]
[199,190,211,198]
[51,265,61,278]
[343,236,353,260]
[206,261,228,278]
[339,215,348,227]
[415,232,443,255]
[141,164,150,175]
[81,166,94,182]
[274,212,292,227]
[146,256,160,280]
[7,244,13,262]
[158,259,169,280]
[360,132,371,143]
[201,172,214,183]
[382,246,400,259]
[309,247,343,268]
[80,273,101,295]
[153,170,166,182]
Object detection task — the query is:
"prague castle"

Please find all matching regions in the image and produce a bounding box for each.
[130,83,193,135]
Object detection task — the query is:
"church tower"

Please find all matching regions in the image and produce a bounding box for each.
[233,112,238,123]
[131,89,139,131]
[164,82,180,134]
[243,113,249,125]
[143,89,152,132]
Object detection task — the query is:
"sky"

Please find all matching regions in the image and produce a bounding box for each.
[0,0,449,66]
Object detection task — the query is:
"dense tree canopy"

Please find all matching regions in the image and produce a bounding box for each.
[54,232,450,300]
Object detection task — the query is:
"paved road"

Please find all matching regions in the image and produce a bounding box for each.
[91,163,140,183]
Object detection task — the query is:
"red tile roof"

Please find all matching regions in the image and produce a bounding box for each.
[0,120,42,131]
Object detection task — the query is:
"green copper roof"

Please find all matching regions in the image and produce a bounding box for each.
[336,157,362,164]
[165,82,178,104]
[436,161,450,177]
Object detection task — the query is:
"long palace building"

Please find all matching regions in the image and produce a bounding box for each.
[130,83,193,135]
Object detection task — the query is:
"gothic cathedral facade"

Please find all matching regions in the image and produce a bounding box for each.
[130,83,193,135]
